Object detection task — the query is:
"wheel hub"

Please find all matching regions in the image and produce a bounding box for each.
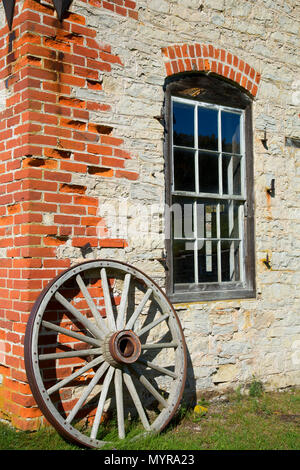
[103,330,142,367]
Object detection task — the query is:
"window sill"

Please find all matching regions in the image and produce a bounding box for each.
[168,289,256,304]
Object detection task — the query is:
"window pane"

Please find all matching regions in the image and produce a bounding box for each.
[222,112,241,153]
[172,196,194,239]
[173,240,195,284]
[221,241,240,282]
[198,107,218,150]
[196,199,217,238]
[173,101,194,147]
[220,201,241,238]
[199,152,219,194]
[198,240,218,282]
[222,155,241,195]
[174,148,195,191]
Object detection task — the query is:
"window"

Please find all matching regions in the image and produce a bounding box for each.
[164,74,255,302]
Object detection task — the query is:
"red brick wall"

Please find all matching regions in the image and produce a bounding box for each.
[0,0,138,430]
[162,43,261,97]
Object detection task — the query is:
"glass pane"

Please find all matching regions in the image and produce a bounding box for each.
[198,240,218,282]
[198,107,218,150]
[199,152,219,194]
[221,241,240,282]
[196,199,217,239]
[174,148,195,192]
[222,155,241,195]
[172,196,194,239]
[220,201,241,238]
[221,112,241,153]
[173,240,195,284]
[173,101,194,147]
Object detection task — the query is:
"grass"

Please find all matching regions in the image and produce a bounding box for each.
[0,388,299,451]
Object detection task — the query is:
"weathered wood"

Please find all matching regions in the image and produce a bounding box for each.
[141,342,178,349]
[114,368,125,439]
[130,365,168,408]
[66,361,110,424]
[76,274,109,337]
[47,355,104,395]
[39,347,102,361]
[42,320,101,347]
[91,366,115,439]
[137,358,178,379]
[117,273,131,330]
[55,291,102,339]
[136,313,169,337]
[123,367,150,431]
[100,268,116,332]
[125,288,152,330]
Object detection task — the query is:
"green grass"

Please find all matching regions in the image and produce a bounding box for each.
[0,388,299,451]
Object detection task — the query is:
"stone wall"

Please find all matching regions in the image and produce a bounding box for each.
[0,0,299,428]
[72,0,300,397]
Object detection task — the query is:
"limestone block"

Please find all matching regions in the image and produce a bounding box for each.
[213,363,240,383]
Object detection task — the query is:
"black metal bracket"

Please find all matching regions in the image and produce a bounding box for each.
[266,178,275,198]
[3,0,16,30]
[261,129,268,150]
[2,0,74,30]
[52,0,74,21]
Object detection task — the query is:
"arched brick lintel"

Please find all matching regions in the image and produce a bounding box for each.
[162,44,261,97]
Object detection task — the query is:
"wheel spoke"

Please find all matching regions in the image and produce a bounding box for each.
[141,342,178,350]
[136,313,170,338]
[42,321,101,347]
[47,355,104,395]
[123,367,150,431]
[130,365,168,408]
[117,273,131,330]
[114,368,125,439]
[125,288,152,330]
[76,274,109,337]
[66,361,110,424]
[100,268,116,332]
[55,292,102,339]
[90,366,115,439]
[137,358,178,379]
[39,347,102,361]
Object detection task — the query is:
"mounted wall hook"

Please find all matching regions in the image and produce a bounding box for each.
[261,128,268,150]
[154,115,165,127]
[266,178,275,198]
[263,252,272,269]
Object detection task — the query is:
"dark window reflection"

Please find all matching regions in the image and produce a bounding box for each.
[221,241,240,282]
[172,196,194,239]
[220,201,240,238]
[222,155,241,195]
[198,240,218,282]
[173,101,194,147]
[196,199,217,238]
[222,112,241,153]
[199,152,219,193]
[198,107,218,150]
[173,240,195,284]
[174,149,195,191]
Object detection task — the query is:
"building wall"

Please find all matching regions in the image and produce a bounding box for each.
[0,0,299,429]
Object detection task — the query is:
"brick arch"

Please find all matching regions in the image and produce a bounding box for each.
[162,44,261,97]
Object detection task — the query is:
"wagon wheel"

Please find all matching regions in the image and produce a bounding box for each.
[24,259,187,449]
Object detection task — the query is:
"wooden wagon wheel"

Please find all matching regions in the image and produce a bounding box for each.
[24,260,187,449]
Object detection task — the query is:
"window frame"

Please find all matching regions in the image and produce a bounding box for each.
[163,73,256,303]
